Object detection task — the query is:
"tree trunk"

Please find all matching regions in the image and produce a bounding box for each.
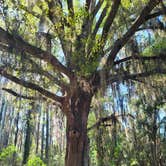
[45,107,50,165]
[150,110,158,166]
[0,101,7,148]
[94,105,105,166]
[36,105,41,154]
[96,126,105,166]
[41,110,45,160]
[14,112,19,146]
[0,98,5,123]
[23,110,33,165]
[63,89,92,166]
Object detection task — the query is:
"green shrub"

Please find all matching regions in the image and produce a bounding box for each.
[0,145,21,165]
[27,156,46,166]
[0,145,16,161]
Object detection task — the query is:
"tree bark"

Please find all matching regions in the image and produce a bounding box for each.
[45,107,50,165]
[41,110,45,160]
[63,88,92,166]
[14,112,19,146]
[36,107,41,154]
[22,110,33,165]
[96,126,105,166]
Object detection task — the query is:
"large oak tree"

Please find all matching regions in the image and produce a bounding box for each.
[0,0,166,165]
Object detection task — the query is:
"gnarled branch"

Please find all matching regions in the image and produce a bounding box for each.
[0,43,69,91]
[105,0,161,67]
[0,27,73,78]
[101,0,121,42]
[91,0,104,20]
[67,0,74,15]
[92,2,109,38]
[2,88,39,100]
[88,113,134,131]
[114,53,166,65]
[108,68,166,84]
[0,67,64,103]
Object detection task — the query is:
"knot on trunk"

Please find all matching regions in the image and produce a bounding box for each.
[79,79,91,93]
[69,129,80,138]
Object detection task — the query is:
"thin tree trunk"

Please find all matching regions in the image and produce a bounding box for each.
[0,98,5,123]
[94,105,105,166]
[14,112,19,146]
[45,106,49,165]
[8,107,14,144]
[151,110,158,166]
[1,102,8,147]
[22,110,32,165]
[41,110,45,160]
[1,101,7,131]
[36,106,41,154]
[96,126,105,166]
[13,110,19,166]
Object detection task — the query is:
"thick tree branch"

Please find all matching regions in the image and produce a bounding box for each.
[2,88,59,106]
[101,9,166,50]
[0,68,64,103]
[137,25,166,31]
[88,113,134,131]
[137,19,166,31]
[0,43,69,91]
[91,0,104,20]
[2,88,39,100]
[22,55,69,91]
[101,0,121,42]
[130,9,166,23]
[46,0,63,24]
[19,5,41,18]
[108,68,166,84]
[114,53,166,65]
[92,3,109,37]
[0,27,73,78]
[87,1,163,91]
[85,0,91,10]
[67,0,74,15]
[161,0,166,13]
[46,0,72,59]
[147,8,166,19]
[105,0,161,67]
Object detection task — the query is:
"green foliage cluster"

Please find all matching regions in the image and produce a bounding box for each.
[0,145,21,165]
[27,156,46,166]
[53,151,65,166]
[0,145,16,161]
[143,37,166,56]
[121,0,148,9]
